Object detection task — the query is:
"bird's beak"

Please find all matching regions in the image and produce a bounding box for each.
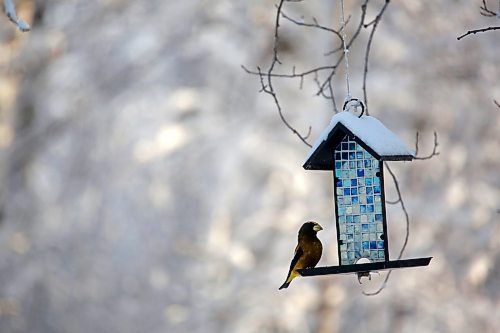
[313,224,323,232]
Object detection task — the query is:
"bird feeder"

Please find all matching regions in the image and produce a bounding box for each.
[299,102,431,278]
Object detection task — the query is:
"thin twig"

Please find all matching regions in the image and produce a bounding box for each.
[480,0,498,17]
[494,99,500,108]
[414,132,440,160]
[457,26,500,40]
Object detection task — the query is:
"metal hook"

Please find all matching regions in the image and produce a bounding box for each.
[343,98,365,118]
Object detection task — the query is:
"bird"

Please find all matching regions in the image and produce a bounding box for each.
[279,221,323,290]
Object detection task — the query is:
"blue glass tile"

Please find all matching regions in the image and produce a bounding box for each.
[352,196,359,204]
[336,188,343,195]
[342,143,348,150]
[335,169,342,178]
[373,178,380,186]
[360,205,366,213]
[336,179,343,187]
[377,224,384,232]
[373,160,379,168]
[354,234,361,242]
[348,252,355,259]
[374,186,381,194]
[364,160,371,167]
[368,215,375,223]
[351,179,357,186]
[374,195,381,203]
[342,152,348,160]
[375,214,383,221]
[354,242,361,251]
[347,234,354,241]
[357,169,364,177]
[347,243,354,250]
[378,250,385,258]
[338,197,344,205]
[370,241,377,249]
[362,224,369,232]
[356,152,363,159]
[357,160,363,168]
[342,161,349,169]
[351,188,358,195]
[358,187,365,194]
[377,241,384,249]
[342,179,349,187]
[375,204,382,214]
[335,152,341,160]
[346,215,353,223]
[349,161,356,169]
[335,161,342,169]
[355,250,362,258]
[365,169,373,177]
[342,171,349,178]
[338,207,344,215]
[344,197,352,205]
[365,178,373,186]
[349,152,355,159]
[349,170,357,178]
[362,241,369,250]
[369,225,377,232]
[340,244,347,251]
[358,178,365,186]
[347,226,354,233]
[370,251,379,259]
[353,215,360,223]
[366,187,373,195]
[361,215,368,223]
[341,252,347,260]
[367,196,374,204]
[339,215,346,223]
[349,143,355,150]
[344,188,350,195]
[367,205,374,213]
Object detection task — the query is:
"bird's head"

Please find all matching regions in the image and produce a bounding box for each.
[299,221,323,236]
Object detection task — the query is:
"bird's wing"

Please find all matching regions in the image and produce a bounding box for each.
[287,246,304,275]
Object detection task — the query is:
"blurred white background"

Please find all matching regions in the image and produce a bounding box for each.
[0,1,498,332]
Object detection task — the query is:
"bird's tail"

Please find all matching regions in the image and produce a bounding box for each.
[279,271,298,290]
[279,281,290,290]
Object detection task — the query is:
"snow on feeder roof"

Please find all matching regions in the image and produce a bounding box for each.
[304,111,414,170]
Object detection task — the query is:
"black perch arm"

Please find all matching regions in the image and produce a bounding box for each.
[298,257,432,276]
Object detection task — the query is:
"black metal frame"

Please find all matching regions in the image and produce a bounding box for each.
[298,257,432,276]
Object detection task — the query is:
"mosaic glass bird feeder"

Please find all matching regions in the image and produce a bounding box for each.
[299,103,431,277]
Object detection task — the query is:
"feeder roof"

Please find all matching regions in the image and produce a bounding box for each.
[304,111,414,170]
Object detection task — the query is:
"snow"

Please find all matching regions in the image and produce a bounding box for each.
[306,111,414,161]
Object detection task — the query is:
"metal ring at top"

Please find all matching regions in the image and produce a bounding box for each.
[343,98,365,118]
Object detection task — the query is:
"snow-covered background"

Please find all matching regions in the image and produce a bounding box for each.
[0,1,498,332]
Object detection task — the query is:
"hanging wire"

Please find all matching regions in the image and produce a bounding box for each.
[340,0,351,102]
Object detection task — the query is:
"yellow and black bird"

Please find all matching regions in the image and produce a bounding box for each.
[279,221,323,290]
